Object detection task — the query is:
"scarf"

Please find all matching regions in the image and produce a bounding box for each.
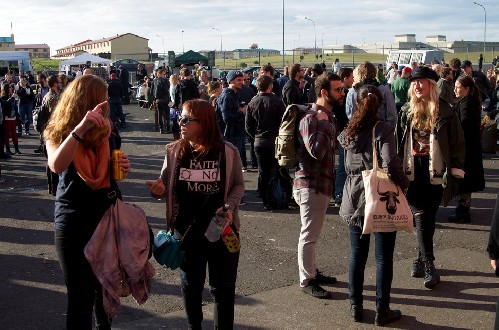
[402,124,445,185]
[73,122,112,190]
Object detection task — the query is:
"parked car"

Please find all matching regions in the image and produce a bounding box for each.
[112,59,145,72]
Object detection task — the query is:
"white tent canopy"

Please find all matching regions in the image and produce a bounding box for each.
[58,52,112,73]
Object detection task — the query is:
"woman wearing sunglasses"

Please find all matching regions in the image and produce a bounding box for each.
[146,99,244,329]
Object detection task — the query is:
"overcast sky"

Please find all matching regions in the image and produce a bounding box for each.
[4,0,499,56]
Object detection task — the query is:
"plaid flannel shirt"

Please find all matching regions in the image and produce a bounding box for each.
[293,103,337,196]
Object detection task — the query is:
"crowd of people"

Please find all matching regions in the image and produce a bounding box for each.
[1,53,498,328]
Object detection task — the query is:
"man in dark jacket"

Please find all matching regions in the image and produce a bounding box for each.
[461,60,497,111]
[118,66,130,105]
[152,69,170,133]
[108,73,126,128]
[174,67,199,110]
[282,63,304,107]
[217,70,247,169]
[246,75,286,209]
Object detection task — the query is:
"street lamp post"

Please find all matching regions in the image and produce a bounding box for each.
[181,30,185,53]
[212,27,224,70]
[282,0,285,68]
[156,35,165,59]
[304,16,317,58]
[473,1,486,53]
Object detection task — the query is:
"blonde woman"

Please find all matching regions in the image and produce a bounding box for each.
[397,67,465,289]
[44,75,131,328]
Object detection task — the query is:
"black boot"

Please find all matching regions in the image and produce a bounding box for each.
[14,144,21,155]
[411,257,424,278]
[350,304,363,322]
[448,205,471,223]
[5,145,13,156]
[423,260,440,288]
[375,305,401,326]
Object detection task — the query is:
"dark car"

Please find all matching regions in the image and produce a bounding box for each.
[112,59,145,72]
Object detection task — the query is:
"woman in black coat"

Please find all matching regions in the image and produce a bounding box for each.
[449,75,485,223]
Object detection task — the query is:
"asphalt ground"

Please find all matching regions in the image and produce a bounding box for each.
[0,102,498,329]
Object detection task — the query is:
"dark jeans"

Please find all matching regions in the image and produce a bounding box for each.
[348,224,397,309]
[226,136,247,168]
[108,98,125,125]
[248,138,257,168]
[335,143,346,199]
[407,156,443,262]
[180,236,239,329]
[156,101,169,130]
[255,145,279,206]
[55,229,110,330]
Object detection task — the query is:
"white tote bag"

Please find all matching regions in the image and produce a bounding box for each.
[362,126,413,235]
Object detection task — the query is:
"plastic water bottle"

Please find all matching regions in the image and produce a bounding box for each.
[222,223,240,253]
[205,204,229,242]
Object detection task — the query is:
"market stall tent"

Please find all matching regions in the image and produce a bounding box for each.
[58,52,112,74]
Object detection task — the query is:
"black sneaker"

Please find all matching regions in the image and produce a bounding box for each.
[423,261,440,288]
[350,304,363,322]
[333,195,342,207]
[315,269,337,284]
[411,259,424,278]
[301,280,330,299]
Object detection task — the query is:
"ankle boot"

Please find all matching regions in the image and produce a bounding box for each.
[411,257,424,278]
[448,205,471,223]
[350,304,363,322]
[423,260,440,288]
[375,305,401,326]
[14,144,21,155]
[5,145,13,156]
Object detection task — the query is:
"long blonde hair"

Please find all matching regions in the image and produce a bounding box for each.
[44,75,110,146]
[408,78,439,131]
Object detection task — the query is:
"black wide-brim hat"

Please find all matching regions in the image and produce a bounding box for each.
[409,66,439,82]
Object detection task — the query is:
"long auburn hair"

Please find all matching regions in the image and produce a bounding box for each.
[344,85,382,141]
[44,75,110,146]
[174,99,224,158]
[408,78,439,131]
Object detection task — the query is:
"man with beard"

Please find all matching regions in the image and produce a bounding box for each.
[282,64,305,107]
[294,72,343,299]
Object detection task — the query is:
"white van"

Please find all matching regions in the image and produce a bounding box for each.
[386,50,444,70]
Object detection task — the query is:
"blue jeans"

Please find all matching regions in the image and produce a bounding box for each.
[335,143,346,199]
[180,236,239,329]
[226,136,247,168]
[18,103,33,133]
[108,98,125,125]
[348,224,396,309]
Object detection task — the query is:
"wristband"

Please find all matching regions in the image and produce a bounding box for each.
[71,130,85,143]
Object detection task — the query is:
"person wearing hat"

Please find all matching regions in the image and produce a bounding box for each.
[391,66,412,113]
[216,69,248,170]
[461,60,497,111]
[397,66,465,289]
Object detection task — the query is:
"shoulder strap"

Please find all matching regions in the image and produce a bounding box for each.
[371,122,380,171]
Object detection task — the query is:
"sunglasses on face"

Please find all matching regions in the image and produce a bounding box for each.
[179,115,200,125]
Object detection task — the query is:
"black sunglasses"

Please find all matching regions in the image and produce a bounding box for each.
[179,115,200,125]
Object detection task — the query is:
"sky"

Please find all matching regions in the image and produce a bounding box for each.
[4,0,499,56]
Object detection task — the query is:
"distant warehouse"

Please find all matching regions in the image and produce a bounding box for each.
[54,33,150,61]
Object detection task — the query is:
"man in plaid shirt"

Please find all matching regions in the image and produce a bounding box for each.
[294,72,344,298]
